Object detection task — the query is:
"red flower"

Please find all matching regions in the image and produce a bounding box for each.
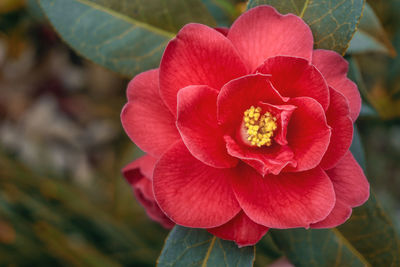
[121,5,369,247]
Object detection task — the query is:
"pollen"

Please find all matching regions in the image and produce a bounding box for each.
[243,106,277,147]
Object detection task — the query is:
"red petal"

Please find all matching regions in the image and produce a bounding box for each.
[285,97,331,172]
[326,151,370,207]
[177,85,238,168]
[217,74,285,129]
[228,6,313,72]
[159,23,248,116]
[122,155,157,184]
[257,56,330,111]
[310,200,352,228]
[231,164,335,228]
[319,88,353,170]
[225,135,296,176]
[258,102,297,146]
[214,27,229,36]
[153,141,241,228]
[208,211,269,247]
[311,152,369,228]
[312,50,361,121]
[121,69,180,157]
[122,156,174,229]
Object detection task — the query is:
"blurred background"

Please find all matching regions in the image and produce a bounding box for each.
[0,0,399,266]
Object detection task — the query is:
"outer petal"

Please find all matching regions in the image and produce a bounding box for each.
[326,151,370,207]
[256,56,330,111]
[231,164,335,228]
[207,211,269,247]
[312,49,361,121]
[228,6,313,72]
[217,74,285,128]
[319,88,353,170]
[122,156,174,229]
[311,200,352,228]
[153,141,241,228]
[177,85,238,168]
[160,23,248,116]
[285,97,331,172]
[121,69,180,157]
[311,152,369,228]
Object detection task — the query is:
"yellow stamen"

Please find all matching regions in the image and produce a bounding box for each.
[243,106,277,147]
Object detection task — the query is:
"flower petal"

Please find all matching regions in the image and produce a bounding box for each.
[312,49,361,121]
[217,74,285,128]
[311,152,369,228]
[122,155,174,229]
[214,27,229,36]
[122,155,158,184]
[228,6,313,72]
[160,23,248,116]
[208,211,269,247]
[153,141,241,228]
[256,56,330,111]
[225,135,296,176]
[319,88,353,170]
[121,69,180,157]
[231,164,335,228]
[285,97,331,172]
[258,102,297,146]
[177,85,238,168]
[310,200,352,228]
[326,151,370,207]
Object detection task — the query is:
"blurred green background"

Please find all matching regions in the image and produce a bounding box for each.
[0,0,399,266]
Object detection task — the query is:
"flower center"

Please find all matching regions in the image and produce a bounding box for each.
[243,106,277,147]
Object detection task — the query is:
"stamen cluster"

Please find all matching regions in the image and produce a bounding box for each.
[243,106,277,147]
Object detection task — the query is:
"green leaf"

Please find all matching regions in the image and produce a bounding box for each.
[270,228,368,267]
[158,226,255,267]
[270,193,400,267]
[347,3,396,57]
[254,234,283,266]
[201,0,239,26]
[89,0,216,33]
[247,0,365,54]
[338,194,400,266]
[39,0,216,77]
[269,127,400,267]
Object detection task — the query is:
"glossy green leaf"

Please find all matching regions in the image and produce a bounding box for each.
[348,3,396,56]
[254,234,283,267]
[270,195,400,267]
[157,226,255,267]
[269,128,400,267]
[39,0,215,77]
[338,194,400,266]
[247,0,365,54]
[270,228,368,267]
[89,0,216,33]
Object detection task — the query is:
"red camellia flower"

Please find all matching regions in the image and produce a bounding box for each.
[121,5,369,247]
